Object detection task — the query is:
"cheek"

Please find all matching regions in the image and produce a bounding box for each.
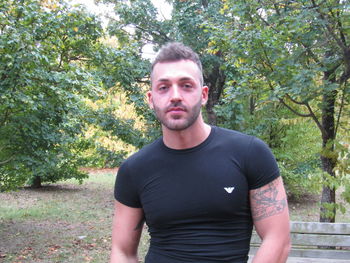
[152,95,167,106]
[151,97,165,112]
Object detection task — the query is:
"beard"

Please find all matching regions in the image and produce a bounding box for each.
[152,98,202,131]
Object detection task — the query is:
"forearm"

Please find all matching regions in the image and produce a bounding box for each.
[252,237,290,263]
[110,202,144,263]
[110,246,139,263]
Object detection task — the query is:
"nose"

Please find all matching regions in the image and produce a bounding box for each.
[170,85,182,102]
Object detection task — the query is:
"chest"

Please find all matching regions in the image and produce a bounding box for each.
[139,152,250,228]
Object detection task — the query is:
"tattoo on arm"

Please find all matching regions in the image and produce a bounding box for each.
[134,217,145,231]
[251,179,287,222]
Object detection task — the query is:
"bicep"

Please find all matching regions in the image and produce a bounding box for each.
[249,176,290,239]
[111,201,144,255]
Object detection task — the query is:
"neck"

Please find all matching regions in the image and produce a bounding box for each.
[162,114,211,150]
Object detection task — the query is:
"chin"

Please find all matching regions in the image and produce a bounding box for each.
[163,121,192,131]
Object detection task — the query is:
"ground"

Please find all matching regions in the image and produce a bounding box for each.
[0,169,349,262]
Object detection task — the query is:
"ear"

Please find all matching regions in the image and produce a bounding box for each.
[147,90,154,109]
[201,86,209,106]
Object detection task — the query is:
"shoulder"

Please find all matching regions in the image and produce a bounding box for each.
[213,126,254,147]
[120,137,163,171]
[214,126,270,150]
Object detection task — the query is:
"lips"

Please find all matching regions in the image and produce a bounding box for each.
[167,107,186,113]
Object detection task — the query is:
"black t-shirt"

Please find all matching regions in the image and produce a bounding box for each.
[115,126,280,263]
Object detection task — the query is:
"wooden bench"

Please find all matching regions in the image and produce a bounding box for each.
[249,221,350,262]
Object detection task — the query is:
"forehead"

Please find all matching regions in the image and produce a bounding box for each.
[151,60,201,83]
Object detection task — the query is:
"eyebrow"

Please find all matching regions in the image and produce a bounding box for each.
[157,77,194,83]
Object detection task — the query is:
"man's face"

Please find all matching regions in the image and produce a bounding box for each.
[148,60,208,131]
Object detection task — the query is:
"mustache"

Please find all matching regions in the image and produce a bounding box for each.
[166,102,187,112]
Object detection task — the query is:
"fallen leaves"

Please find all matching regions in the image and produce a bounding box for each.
[47,244,61,255]
[15,247,33,261]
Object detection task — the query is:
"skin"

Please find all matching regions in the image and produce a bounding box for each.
[147,60,211,149]
[250,176,291,263]
[110,202,143,263]
[110,59,291,263]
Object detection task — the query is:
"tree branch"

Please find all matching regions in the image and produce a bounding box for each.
[258,1,325,69]
[279,98,312,117]
[286,93,307,105]
[0,156,14,166]
[336,9,347,47]
[135,78,150,84]
[0,108,10,128]
[272,1,281,16]
[300,42,324,67]
[134,25,172,42]
[339,67,350,85]
[280,97,327,138]
[334,81,348,138]
[305,102,327,137]
[310,0,347,52]
[255,8,280,34]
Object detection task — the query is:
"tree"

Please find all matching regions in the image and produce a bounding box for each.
[0,0,104,189]
[209,0,350,222]
[100,0,229,125]
[86,39,157,142]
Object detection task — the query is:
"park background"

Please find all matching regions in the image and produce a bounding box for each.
[0,0,349,262]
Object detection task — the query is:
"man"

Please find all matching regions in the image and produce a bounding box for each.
[110,42,290,263]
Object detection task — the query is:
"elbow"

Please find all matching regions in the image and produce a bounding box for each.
[110,250,138,263]
[110,244,138,263]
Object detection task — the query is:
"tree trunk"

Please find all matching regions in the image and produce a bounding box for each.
[319,74,337,222]
[249,96,256,115]
[205,95,218,125]
[204,55,226,125]
[31,176,42,188]
[320,156,336,222]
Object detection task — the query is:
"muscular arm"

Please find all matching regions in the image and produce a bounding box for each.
[250,176,291,263]
[110,201,145,263]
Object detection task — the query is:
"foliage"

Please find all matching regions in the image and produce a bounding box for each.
[0,0,104,190]
[216,86,324,197]
[207,0,350,220]
[275,120,323,198]
[99,0,230,124]
[2,0,348,212]
[85,40,161,144]
[320,137,350,218]
[97,0,350,207]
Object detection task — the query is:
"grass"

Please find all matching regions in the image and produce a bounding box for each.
[0,170,116,263]
[1,169,349,262]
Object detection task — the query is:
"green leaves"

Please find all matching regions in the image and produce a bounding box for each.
[207,0,350,217]
[0,0,104,190]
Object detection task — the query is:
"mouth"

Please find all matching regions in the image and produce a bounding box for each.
[167,107,186,113]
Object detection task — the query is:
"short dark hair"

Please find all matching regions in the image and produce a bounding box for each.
[151,42,204,85]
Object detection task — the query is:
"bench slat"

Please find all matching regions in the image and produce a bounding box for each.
[291,233,350,247]
[251,233,350,247]
[250,221,350,260]
[291,221,350,235]
[286,258,350,263]
[289,248,350,259]
[249,247,350,260]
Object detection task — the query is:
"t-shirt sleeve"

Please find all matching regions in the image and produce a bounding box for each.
[245,137,280,190]
[114,160,142,208]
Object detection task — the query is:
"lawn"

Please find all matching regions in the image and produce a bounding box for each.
[1,170,349,262]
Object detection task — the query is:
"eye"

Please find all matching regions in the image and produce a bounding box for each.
[183,83,193,89]
[158,85,168,91]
